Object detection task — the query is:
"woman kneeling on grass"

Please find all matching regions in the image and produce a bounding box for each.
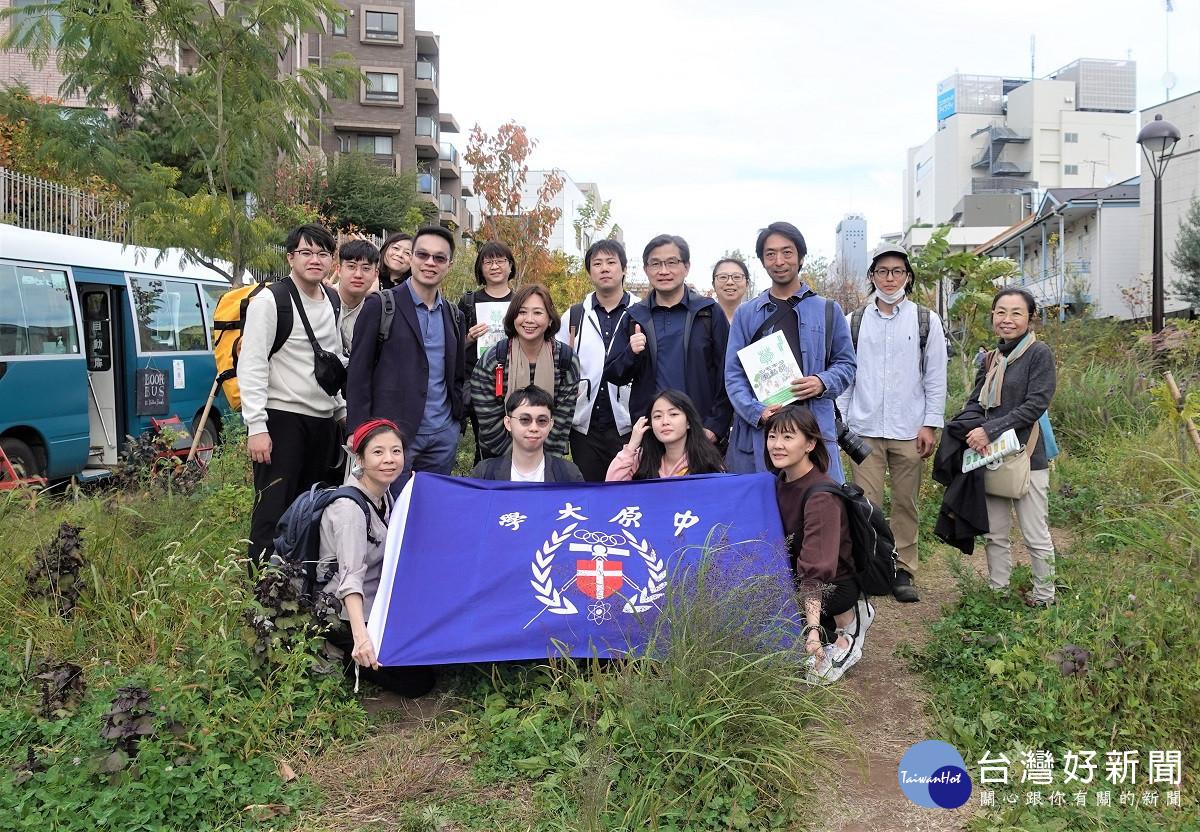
[767,406,873,683]
[320,419,435,698]
[605,389,726,481]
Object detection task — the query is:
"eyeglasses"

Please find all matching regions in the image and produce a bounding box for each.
[992,309,1028,319]
[515,414,551,427]
[646,257,683,270]
[413,249,450,266]
[482,256,508,265]
[872,267,909,278]
[714,273,746,283]
[292,249,332,261]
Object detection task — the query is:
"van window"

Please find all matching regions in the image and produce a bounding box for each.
[0,264,80,357]
[130,276,208,352]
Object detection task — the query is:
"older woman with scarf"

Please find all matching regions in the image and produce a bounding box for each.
[964,287,1057,606]
[469,283,581,460]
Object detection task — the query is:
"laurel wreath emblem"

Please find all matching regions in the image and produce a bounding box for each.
[529,522,579,615]
[621,531,667,613]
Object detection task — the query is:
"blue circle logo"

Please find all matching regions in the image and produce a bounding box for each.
[897,740,972,809]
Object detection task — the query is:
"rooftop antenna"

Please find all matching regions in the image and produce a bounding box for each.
[1030,34,1036,78]
[1164,0,1177,101]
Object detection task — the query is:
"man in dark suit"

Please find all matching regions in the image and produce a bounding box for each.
[347,225,465,493]
[469,385,583,482]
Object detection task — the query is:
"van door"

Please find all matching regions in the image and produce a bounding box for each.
[79,285,122,466]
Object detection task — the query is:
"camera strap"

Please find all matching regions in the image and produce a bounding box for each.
[754,290,814,368]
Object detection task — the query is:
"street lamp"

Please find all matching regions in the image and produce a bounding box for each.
[1137,113,1181,333]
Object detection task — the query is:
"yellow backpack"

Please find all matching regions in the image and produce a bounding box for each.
[212,282,271,411]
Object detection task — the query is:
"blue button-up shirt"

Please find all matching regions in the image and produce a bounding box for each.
[407,282,452,435]
[837,298,948,440]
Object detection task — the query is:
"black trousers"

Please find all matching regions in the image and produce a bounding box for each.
[819,578,860,638]
[247,408,343,569]
[569,424,629,482]
[325,621,436,698]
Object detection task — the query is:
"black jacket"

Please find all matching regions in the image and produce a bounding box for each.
[933,402,990,554]
[469,453,584,482]
[603,287,733,435]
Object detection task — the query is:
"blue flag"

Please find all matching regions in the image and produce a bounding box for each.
[367,472,796,666]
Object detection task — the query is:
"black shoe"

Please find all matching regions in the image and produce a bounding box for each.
[893,569,920,603]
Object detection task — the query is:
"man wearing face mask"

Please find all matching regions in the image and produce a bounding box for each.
[837,244,947,603]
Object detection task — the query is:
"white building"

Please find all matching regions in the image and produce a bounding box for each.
[904,59,1140,230]
[834,213,868,282]
[1139,90,1200,319]
[463,169,606,263]
[976,181,1142,320]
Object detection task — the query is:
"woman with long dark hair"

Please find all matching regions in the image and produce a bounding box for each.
[376,232,413,290]
[605,389,725,480]
[767,405,873,683]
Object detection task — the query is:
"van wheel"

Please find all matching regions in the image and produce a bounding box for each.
[190,416,219,467]
[1,437,41,482]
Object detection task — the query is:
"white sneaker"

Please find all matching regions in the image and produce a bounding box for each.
[852,597,876,648]
[808,627,862,683]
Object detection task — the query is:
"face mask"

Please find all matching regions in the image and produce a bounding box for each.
[876,287,906,304]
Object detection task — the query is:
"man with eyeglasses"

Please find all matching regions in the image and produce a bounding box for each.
[604,234,732,444]
[556,239,638,481]
[836,244,947,603]
[347,225,466,492]
[469,385,584,482]
[241,224,348,569]
[724,221,857,480]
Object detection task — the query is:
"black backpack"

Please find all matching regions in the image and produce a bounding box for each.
[270,483,379,602]
[800,481,897,597]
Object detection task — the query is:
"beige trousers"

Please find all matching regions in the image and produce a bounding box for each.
[983,468,1056,601]
[850,437,924,576]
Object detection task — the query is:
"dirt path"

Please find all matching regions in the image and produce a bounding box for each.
[813,528,1074,831]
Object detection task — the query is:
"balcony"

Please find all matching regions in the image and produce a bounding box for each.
[417,173,436,195]
[415,116,439,159]
[438,142,460,179]
[415,59,438,104]
[439,193,458,227]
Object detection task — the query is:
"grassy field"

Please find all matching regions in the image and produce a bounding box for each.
[1,317,1197,831]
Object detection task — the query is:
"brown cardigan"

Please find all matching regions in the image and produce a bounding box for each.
[776,468,854,591]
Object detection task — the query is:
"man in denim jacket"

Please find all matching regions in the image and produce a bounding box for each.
[724,221,857,482]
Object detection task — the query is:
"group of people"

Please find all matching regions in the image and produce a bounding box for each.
[235,220,1057,695]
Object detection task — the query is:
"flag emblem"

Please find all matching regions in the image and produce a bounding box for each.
[575,559,624,599]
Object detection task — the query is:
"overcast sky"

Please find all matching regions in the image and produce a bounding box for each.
[417,1,1200,285]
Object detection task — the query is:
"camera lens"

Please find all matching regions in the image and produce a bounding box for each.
[836,418,873,465]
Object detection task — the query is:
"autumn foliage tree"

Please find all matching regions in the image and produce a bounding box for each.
[463,121,564,286]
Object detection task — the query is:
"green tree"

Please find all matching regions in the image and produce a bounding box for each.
[2,0,358,286]
[911,226,1018,386]
[573,191,618,252]
[320,152,432,236]
[1170,195,1200,312]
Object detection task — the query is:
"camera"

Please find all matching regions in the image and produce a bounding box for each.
[834,406,872,465]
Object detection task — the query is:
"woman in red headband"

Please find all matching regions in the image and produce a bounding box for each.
[319,419,434,697]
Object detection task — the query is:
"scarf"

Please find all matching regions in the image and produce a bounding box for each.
[508,339,557,401]
[980,331,1035,411]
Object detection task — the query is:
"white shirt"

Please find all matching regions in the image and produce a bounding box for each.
[837,298,948,440]
[511,457,546,482]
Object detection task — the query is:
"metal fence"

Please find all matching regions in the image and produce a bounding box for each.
[0,167,131,242]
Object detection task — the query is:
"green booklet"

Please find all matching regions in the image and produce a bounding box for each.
[736,330,800,407]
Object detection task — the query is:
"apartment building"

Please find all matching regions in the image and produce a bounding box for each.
[313,0,472,233]
[903,59,1139,231]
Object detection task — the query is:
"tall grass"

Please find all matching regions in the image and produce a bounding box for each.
[448,537,853,831]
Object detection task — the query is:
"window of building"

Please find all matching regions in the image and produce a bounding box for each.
[0,264,79,357]
[331,10,346,36]
[337,134,352,153]
[364,71,400,102]
[130,276,207,353]
[364,10,399,41]
[357,134,394,155]
[1064,164,1079,176]
[1064,132,1079,143]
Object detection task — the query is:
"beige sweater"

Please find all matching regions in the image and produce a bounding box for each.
[239,284,346,436]
[319,477,391,623]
